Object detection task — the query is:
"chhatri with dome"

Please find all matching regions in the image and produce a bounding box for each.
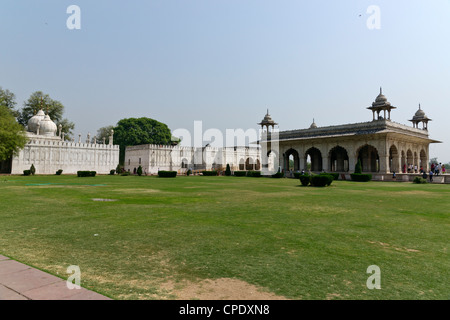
[262,88,443,181]
[4,108,119,175]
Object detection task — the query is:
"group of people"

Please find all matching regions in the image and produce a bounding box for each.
[431,163,446,176]
[402,163,446,175]
[423,163,446,182]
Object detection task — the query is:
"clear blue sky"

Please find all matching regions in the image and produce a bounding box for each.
[1,0,449,161]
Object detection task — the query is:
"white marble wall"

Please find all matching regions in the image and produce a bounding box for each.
[12,139,120,175]
[124,144,262,174]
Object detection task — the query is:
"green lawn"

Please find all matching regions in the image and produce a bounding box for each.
[0,174,449,300]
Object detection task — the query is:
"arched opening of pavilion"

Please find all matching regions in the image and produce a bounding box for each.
[245,157,255,170]
[389,145,399,173]
[329,146,349,172]
[305,147,322,172]
[357,145,379,173]
[284,148,299,172]
[420,149,427,172]
[239,158,245,171]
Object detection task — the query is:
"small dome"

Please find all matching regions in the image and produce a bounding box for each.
[372,87,391,107]
[375,93,387,103]
[413,105,428,120]
[39,114,58,136]
[415,106,425,117]
[27,110,46,133]
[310,119,317,129]
[258,109,278,127]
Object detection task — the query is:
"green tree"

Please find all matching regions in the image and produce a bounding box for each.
[95,125,114,144]
[0,87,19,117]
[114,117,172,164]
[355,159,362,174]
[0,105,27,161]
[17,91,75,140]
[225,164,231,176]
[137,165,143,176]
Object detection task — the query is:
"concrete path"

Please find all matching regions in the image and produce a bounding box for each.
[0,255,111,300]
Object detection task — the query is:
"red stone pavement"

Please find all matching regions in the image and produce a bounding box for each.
[0,255,111,300]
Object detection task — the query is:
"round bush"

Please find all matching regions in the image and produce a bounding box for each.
[299,175,311,186]
[413,177,427,184]
[311,174,333,187]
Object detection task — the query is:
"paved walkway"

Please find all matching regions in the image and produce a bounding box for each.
[0,255,111,300]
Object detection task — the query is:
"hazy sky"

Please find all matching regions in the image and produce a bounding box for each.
[1,0,449,161]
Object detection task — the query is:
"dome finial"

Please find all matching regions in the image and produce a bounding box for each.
[419,103,421,110]
[380,87,382,94]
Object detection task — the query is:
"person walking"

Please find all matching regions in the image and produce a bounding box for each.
[442,165,446,174]
[429,169,434,182]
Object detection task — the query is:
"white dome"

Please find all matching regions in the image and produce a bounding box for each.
[39,114,58,136]
[27,110,46,133]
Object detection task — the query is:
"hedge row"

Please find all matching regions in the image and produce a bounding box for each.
[234,171,247,176]
[158,171,177,178]
[246,171,262,177]
[295,172,339,180]
[350,173,372,182]
[202,170,218,176]
[77,171,97,177]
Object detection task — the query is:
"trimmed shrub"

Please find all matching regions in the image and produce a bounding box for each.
[355,159,362,174]
[350,173,372,182]
[121,171,131,176]
[311,174,333,187]
[56,169,63,175]
[299,174,311,186]
[413,177,427,184]
[293,172,302,179]
[30,164,36,176]
[234,171,247,177]
[158,171,177,178]
[23,170,31,176]
[116,164,123,175]
[225,164,231,176]
[202,170,218,176]
[110,169,116,175]
[246,171,262,177]
[186,169,192,176]
[77,171,96,177]
[137,165,143,176]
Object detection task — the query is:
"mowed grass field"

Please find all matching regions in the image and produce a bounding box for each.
[0,174,449,300]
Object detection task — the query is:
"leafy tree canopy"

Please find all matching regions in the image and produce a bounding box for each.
[114,117,172,164]
[0,87,19,117]
[0,105,27,161]
[95,125,114,144]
